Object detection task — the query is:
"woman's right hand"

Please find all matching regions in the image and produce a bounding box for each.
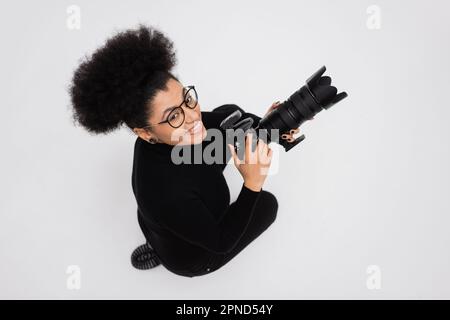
[227,132,273,192]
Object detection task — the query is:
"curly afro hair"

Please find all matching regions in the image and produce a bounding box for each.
[69,24,179,134]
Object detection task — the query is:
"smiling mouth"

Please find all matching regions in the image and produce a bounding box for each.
[188,121,202,134]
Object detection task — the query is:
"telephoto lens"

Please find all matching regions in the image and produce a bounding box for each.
[220,65,348,153]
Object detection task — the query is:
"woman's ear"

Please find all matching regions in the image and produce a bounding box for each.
[133,127,153,142]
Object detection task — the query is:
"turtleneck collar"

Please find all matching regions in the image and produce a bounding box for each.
[139,136,175,155]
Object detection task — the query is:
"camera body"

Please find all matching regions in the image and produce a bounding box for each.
[220,66,348,152]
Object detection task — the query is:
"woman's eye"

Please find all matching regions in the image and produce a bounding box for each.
[169,113,179,121]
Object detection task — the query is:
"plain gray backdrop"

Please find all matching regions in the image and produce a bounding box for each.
[1,0,449,299]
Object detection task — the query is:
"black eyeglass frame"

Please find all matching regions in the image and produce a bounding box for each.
[143,85,198,129]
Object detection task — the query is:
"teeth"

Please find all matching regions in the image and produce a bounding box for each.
[189,121,201,133]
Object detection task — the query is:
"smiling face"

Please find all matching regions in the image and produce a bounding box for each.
[133,78,207,145]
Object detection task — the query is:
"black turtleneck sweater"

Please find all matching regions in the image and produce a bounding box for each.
[131,104,266,277]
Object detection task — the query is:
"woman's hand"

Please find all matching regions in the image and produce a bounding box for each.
[264,101,307,143]
[263,101,281,117]
[227,133,273,192]
[281,128,301,143]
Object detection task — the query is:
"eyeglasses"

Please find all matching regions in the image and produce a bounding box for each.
[143,85,198,129]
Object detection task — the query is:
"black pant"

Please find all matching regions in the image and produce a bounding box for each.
[206,189,278,274]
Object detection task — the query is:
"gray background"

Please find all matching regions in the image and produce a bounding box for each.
[1,0,449,299]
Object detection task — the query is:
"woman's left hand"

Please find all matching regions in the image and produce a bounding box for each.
[263,101,281,118]
[263,101,302,143]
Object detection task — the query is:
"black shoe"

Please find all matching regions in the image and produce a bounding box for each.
[131,242,161,270]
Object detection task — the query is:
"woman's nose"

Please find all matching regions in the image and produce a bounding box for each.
[184,107,199,124]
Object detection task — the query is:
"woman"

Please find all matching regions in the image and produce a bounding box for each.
[69,24,297,277]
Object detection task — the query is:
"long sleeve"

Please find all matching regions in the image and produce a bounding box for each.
[156,183,262,255]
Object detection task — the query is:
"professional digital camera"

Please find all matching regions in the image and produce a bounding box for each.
[220,66,348,152]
